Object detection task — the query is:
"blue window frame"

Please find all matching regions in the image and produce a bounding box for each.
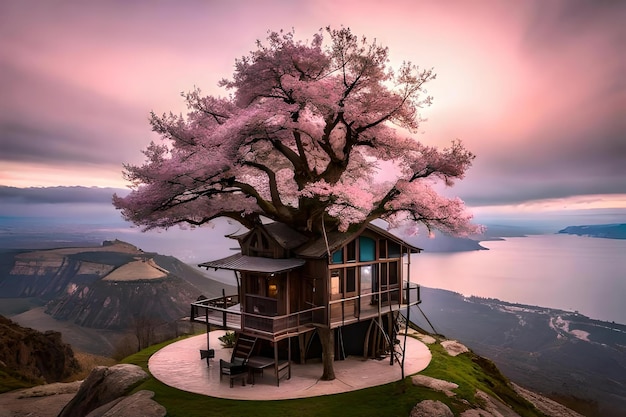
[359,237,376,262]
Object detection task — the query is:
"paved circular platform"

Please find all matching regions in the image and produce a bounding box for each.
[148,330,431,400]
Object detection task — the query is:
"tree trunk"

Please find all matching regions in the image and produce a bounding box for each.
[317,326,336,380]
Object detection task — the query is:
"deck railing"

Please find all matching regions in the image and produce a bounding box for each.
[190,295,325,338]
[328,282,421,326]
[190,283,420,335]
[190,295,241,329]
[242,306,326,338]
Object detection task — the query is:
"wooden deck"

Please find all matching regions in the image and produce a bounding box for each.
[190,299,324,340]
[192,308,242,330]
[190,283,420,336]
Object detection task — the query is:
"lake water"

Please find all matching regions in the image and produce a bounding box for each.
[409,234,626,324]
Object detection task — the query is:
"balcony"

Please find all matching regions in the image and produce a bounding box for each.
[190,283,420,338]
[190,295,325,341]
[329,282,421,327]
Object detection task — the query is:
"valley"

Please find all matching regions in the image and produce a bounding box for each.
[1,237,625,416]
[410,287,626,417]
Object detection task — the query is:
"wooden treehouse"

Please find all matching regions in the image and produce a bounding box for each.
[190,222,422,386]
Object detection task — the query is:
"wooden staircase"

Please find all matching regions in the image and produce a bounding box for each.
[231,334,257,363]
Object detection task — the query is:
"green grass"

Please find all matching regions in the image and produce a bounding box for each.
[419,342,544,417]
[0,368,41,394]
[121,336,547,417]
[0,333,546,416]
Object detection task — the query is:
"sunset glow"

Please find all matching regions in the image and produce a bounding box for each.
[1,0,624,215]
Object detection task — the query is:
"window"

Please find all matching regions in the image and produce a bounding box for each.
[267,278,279,298]
[332,249,343,264]
[378,240,387,259]
[389,262,398,285]
[346,267,356,293]
[388,241,401,258]
[249,231,272,257]
[346,240,356,262]
[330,270,343,297]
[380,263,388,287]
[359,237,376,262]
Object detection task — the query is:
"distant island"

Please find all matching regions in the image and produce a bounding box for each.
[558,223,626,239]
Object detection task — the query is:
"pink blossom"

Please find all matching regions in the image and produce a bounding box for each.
[114,27,480,236]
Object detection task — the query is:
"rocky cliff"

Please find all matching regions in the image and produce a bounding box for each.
[0,315,80,388]
[44,275,199,329]
[0,240,234,330]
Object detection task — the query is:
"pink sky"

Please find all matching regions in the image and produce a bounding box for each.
[0,0,624,216]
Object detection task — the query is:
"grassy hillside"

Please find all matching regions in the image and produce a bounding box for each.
[410,287,626,416]
[120,335,547,417]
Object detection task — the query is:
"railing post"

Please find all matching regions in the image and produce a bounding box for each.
[205,307,210,348]
[222,289,227,328]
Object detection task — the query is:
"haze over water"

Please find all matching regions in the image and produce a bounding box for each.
[410,234,626,324]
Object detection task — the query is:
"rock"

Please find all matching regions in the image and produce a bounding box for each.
[411,375,458,397]
[0,315,81,384]
[459,410,497,417]
[0,387,76,417]
[85,390,166,417]
[17,381,83,398]
[441,340,469,356]
[461,390,521,417]
[512,383,585,417]
[57,364,148,417]
[410,399,454,417]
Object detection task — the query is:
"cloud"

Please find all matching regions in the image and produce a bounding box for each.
[420,0,626,207]
[0,185,127,205]
[0,61,150,167]
[0,0,624,210]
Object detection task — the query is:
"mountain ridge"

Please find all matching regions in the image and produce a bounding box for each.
[558,223,626,239]
[0,240,235,355]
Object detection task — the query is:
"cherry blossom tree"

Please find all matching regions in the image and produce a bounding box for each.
[113,27,480,239]
[114,27,481,382]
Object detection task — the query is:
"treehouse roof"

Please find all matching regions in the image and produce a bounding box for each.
[203,222,422,274]
[198,253,305,274]
[228,221,310,250]
[294,222,422,259]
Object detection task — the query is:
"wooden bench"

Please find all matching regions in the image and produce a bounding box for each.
[276,360,290,386]
[247,356,274,385]
[246,356,291,386]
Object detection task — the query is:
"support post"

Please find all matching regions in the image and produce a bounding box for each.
[205,308,210,351]
[401,281,410,379]
[274,341,279,386]
[222,289,227,328]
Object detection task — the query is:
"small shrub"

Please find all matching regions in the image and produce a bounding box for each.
[218,331,236,348]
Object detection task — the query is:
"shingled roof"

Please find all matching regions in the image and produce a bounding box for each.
[294,222,422,259]
[227,222,309,250]
[198,253,305,274]
[201,222,421,273]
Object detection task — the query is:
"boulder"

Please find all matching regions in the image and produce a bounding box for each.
[410,400,454,417]
[57,364,148,417]
[85,390,166,417]
[441,340,469,356]
[459,390,521,417]
[411,374,458,397]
